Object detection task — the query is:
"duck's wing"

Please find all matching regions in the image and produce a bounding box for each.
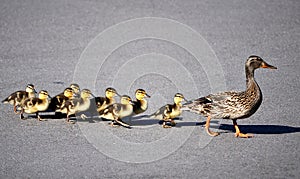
[181,91,242,117]
[99,103,120,119]
[22,98,42,111]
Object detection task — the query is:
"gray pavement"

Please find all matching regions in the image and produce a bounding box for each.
[0,0,299,178]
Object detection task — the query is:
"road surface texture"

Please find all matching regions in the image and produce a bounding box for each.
[0,0,299,178]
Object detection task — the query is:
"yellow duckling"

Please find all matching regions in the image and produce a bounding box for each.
[132,89,151,115]
[150,93,187,128]
[2,84,36,114]
[99,95,133,128]
[95,87,120,113]
[69,83,80,98]
[48,87,74,112]
[61,89,94,122]
[20,90,50,121]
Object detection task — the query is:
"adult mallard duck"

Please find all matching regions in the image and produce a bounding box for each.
[182,55,277,138]
[150,93,186,128]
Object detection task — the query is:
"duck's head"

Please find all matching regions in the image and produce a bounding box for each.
[38,90,49,99]
[120,95,133,105]
[246,55,277,71]
[80,89,94,98]
[174,93,187,104]
[63,87,74,98]
[105,87,120,99]
[25,84,37,93]
[70,83,80,95]
[135,89,151,100]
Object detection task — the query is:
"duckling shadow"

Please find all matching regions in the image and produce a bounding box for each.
[217,124,300,134]
[174,120,219,128]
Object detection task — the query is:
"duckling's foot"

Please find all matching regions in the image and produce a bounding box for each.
[235,132,253,138]
[20,113,25,120]
[162,122,172,128]
[110,122,120,127]
[80,114,87,119]
[14,106,21,114]
[170,120,176,127]
[37,116,47,121]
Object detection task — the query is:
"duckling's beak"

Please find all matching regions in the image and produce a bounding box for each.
[91,93,96,98]
[116,92,122,97]
[48,95,52,99]
[261,62,277,69]
[34,89,38,94]
[145,93,151,98]
[182,97,188,102]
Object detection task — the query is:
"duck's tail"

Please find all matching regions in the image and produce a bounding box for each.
[2,96,13,105]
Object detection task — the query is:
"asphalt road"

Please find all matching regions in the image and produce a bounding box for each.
[0,0,299,178]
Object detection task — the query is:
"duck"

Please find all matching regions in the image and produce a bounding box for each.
[60,89,94,123]
[2,84,37,114]
[94,87,120,113]
[132,89,151,115]
[20,90,50,121]
[181,55,277,138]
[48,87,74,112]
[150,93,187,128]
[69,83,80,98]
[99,95,133,128]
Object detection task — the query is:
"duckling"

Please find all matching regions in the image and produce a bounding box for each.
[95,87,120,113]
[182,55,277,138]
[150,93,187,128]
[48,87,74,112]
[99,95,133,128]
[2,84,37,114]
[70,83,80,98]
[61,89,94,122]
[132,89,151,115]
[20,90,50,121]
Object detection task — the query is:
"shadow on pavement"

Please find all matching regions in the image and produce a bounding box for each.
[217,124,300,134]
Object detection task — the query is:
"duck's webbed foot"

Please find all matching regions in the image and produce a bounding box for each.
[162,122,171,128]
[14,105,21,114]
[36,112,47,121]
[205,116,220,137]
[233,119,253,138]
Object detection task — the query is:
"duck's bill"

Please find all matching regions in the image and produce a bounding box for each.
[183,97,189,102]
[145,93,151,98]
[261,62,277,69]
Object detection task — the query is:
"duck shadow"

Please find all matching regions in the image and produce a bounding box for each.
[217,124,300,135]
[27,114,300,135]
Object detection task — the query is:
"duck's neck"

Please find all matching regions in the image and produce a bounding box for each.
[245,66,261,94]
[138,99,148,110]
